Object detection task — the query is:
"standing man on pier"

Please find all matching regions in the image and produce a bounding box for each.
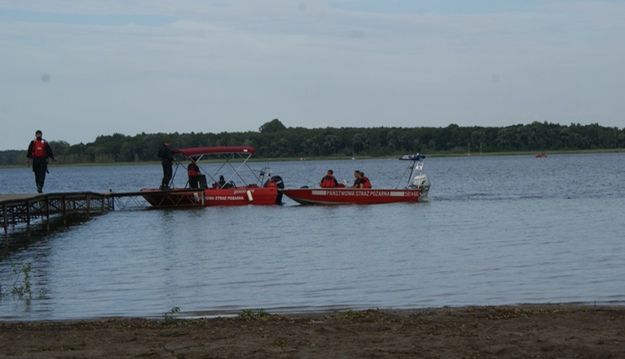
[158,138,177,190]
[27,130,54,193]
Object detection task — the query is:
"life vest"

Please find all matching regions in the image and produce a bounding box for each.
[320,175,337,188]
[187,164,200,177]
[361,177,372,189]
[32,139,47,158]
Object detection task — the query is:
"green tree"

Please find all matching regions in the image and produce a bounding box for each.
[259,119,286,133]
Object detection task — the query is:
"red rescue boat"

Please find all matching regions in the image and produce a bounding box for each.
[141,145,283,207]
[283,154,431,205]
[282,188,422,205]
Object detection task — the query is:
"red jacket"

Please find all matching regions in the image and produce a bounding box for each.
[27,139,54,159]
[361,176,372,188]
[187,163,200,177]
[320,175,338,188]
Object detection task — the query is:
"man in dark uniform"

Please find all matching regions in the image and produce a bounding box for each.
[158,138,176,190]
[213,175,227,189]
[352,170,363,188]
[26,130,54,193]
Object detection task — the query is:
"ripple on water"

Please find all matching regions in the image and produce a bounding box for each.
[1,154,625,320]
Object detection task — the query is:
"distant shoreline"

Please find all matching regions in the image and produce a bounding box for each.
[1,148,624,169]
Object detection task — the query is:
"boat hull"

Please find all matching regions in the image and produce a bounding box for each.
[282,188,421,205]
[140,187,280,207]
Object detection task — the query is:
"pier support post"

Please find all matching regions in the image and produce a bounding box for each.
[2,204,7,238]
[61,195,67,226]
[26,200,31,227]
[45,196,50,231]
[86,194,91,218]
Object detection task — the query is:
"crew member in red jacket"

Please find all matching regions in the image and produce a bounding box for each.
[187,159,201,189]
[320,169,339,188]
[26,130,54,193]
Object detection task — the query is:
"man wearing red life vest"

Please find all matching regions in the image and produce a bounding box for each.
[26,130,54,193]
[187,159,201,189]
[320,169,339,188]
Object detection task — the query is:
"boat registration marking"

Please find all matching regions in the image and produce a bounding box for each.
[311,190,416,197]
[205,196,245,201]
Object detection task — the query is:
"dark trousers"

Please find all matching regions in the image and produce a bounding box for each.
[189,175,207,189]
[189,176,199,189]
[32,157,48,192]
[161,161,173,188]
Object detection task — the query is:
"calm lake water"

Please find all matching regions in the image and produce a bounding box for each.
[1,153,625,320]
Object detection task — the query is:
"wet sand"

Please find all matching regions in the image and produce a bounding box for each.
[1,304,624,358]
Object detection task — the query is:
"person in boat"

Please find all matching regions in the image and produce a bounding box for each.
[213,175,235,189]
[158,138,177,190]
[359,171,372,188]
[187,158,201,189]
[26,130,54,193]
[352,170,372,189]
[320,169,339,188]
[351,170,362,188]
[213,175,226,188]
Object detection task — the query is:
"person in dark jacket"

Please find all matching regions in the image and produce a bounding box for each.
[158,139,177,190]
[351,170,363,188]
[351,170,372,189]
[26,130,54,193]
[213,175,227,189]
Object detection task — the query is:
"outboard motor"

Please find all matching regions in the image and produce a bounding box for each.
[411,174,430,202]
[264,175,285,204]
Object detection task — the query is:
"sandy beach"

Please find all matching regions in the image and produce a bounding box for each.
[1,304,624,358]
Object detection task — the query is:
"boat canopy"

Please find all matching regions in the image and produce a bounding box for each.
[178,146,256,157]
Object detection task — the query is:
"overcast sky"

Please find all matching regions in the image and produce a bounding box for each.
[1,0,624,150]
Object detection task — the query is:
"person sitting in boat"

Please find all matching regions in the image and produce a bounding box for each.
[352,170,372,189]
[187,159,201,189]
[213,175,235,189]
[320,169,339,188]
[360,171,372,188]
[352,170,362,188]
[213,175,226,189]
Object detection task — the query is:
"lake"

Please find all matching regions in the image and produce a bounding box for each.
[1,153,625,320]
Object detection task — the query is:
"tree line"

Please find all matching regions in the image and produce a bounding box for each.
[1,120,624,165]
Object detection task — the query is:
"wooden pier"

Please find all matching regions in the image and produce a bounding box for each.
[1,192,111,236]
[0,191,150,237]
[1,189,207,238]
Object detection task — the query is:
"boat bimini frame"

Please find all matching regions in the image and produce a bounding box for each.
[174,146,272,188]
[399,153,430,201]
